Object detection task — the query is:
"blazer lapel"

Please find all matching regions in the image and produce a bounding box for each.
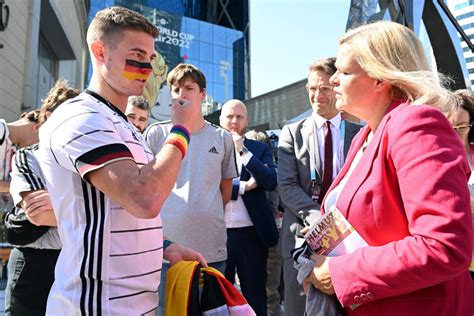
[332,101,404,218]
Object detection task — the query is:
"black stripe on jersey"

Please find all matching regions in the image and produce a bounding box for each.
[142,305,158,315]
[16,150,39,190]
[144,149,153,156]
[109,289,158,301]
[109,267,162,281]
[110,246,162,257]
[111,226,162,233]
[124,140,142,147]
[63,129,115,148]
[80,181,92,316]
[0,121,7,145]
[22,146,44,189]
[96,190,106,314]
[80,182,106,316]
[14,147,44,191]
[66,98,83,104]
[88,187,99,314]
[49,111,100,165]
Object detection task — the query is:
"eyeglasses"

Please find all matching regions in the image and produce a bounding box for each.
[452,124,472,133]
[306,84,334,95]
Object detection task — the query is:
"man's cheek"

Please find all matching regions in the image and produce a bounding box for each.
[123,59,153,80]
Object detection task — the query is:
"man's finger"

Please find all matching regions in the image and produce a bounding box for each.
[195,253,208,268]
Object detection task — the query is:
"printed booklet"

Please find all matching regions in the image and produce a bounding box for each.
[304,206,368,256]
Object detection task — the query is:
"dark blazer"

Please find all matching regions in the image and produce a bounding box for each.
[231,138,279,248]
[278,117,361,258]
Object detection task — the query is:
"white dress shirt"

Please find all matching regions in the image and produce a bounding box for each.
[224,149,254,228]
[312,112,344,180]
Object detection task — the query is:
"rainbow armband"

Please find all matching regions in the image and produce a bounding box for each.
[164,125,190,159]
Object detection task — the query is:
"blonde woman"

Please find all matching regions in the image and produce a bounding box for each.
[305,21,473,315]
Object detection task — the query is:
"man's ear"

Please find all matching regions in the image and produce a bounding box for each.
[33,122,41,130]
[201,88,206,102]
[90,40,106,63]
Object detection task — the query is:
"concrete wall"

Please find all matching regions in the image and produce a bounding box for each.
[0,0,32,121]
[244,79,309,130]
[0,0,88,122]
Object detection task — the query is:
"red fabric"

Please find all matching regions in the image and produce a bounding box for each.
[324,101,473,315]
[319,121,333,204]
[205,270,249,308]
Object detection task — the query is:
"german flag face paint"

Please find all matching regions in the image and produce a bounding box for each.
[123,59,153,81]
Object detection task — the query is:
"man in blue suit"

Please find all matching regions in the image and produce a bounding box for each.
[219,99,279,316]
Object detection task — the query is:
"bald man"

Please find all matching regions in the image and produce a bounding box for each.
[219,99,279,315]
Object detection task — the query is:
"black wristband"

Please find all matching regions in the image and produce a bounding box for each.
[163,239,174,250]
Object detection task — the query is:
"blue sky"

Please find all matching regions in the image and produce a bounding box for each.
[249,0,351,97]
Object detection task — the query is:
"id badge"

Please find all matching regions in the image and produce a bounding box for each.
[311,181,320,202]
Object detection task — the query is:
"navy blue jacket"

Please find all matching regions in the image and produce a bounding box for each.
[231,138,279,248]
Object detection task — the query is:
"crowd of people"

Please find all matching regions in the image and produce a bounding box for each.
[0,6,473,316]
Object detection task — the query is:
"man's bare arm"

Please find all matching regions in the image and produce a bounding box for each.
[87,143,184,219]
[21,189,57,227]
[220,178,233,207]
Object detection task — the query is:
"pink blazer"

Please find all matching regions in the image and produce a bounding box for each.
[324,101,473,315]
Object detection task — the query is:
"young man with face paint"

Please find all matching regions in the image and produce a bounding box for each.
[36,7,206,315]
[144,63,238,315]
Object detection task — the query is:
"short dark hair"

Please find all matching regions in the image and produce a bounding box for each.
[19,110,40,123]
[454,89,474,143]
[38,79,80,123]
[167,63,206,92]
[128,96,149,111]
[308,57,337,76]
[87,6,159,49]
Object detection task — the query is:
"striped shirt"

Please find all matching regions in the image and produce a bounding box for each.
[0,119,15,212]
[10,144,61,249]
[0,119,15,182]
[37,91,161,315]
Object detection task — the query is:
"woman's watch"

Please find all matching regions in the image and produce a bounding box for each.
[239,146,249,156]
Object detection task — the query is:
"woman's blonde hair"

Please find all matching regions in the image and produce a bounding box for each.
[340,21,457,112]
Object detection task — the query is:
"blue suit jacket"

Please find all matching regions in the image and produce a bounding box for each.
[231,138,279,248]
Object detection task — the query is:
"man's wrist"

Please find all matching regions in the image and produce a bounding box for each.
[163,239,174,250]
[239,146,249,156]
[240,150,253,165]
[164,125,190,159]
[238,180,246,195]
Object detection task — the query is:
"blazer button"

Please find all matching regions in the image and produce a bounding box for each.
[354,295,361,303]
[367,292,374,299]
[360,294,367,301]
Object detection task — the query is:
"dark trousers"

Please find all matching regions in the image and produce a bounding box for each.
[225,226,268,316]
[4,247,59,316]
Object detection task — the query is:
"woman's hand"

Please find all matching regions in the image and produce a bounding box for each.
[305,254,334,295]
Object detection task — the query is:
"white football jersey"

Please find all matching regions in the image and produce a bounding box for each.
[38,91,162,315]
